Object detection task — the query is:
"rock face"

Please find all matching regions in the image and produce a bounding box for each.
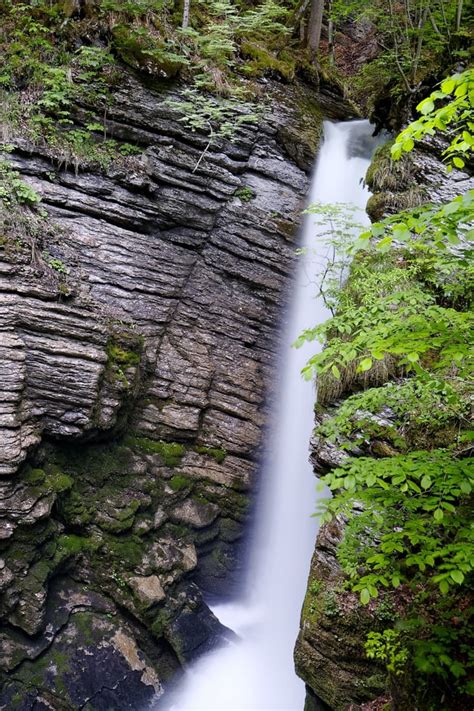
[294,446,386,711]
[0,73,325,708]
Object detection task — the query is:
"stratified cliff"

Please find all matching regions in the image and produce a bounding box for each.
[0,65,343,707]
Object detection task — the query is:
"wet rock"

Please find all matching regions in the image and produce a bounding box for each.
[169,498,220,529]
[127,575,166,607]
[164,598,230,665]
[294,519,386,711]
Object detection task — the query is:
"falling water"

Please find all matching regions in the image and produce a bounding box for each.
[161,120,378,711]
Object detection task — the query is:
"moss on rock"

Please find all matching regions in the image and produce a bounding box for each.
[124,435,186,467]
[240,41,295,81]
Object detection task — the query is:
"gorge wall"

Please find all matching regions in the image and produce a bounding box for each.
[0,71,338,709]
[294,138,474,710]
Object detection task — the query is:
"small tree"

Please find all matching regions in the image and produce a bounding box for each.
[182,0,190,30]
[308,0,325,60]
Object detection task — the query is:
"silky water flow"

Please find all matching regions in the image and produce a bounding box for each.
[159,120,379,711]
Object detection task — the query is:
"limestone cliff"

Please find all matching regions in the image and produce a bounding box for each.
[0,68,336,708]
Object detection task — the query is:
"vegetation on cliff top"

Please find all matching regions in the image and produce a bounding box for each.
[299,70,473,707]
[326,0,472,121]
[0,0,470,178]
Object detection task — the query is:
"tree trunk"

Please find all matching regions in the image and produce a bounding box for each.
[182,0,190,30]
[456,0,463,30]
[327,0,334,65]
[308,0,324,61]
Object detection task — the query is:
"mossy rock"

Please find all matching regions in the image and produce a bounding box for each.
[195,446,227,464]
[105,331,143,389]
[49,442,133,485]
[276,86,324,173]
[124,435,186,467]
[98,536,143,571]
[112,25,185,80]
[57,489,93,528]
[168,474,192,492]
[53,534,97,566]
[240,41,295,82]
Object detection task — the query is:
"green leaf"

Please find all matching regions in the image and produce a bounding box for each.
[360,588,371,605]
[358,358,373,373]
[450,570,464,584]
[434,508,444,522]
[418,99,434,115]
[421,475,432,489]
[344,475,356,490]
[392,226,411,242]
[331,365,341,379]
[460,481,472,494]
[390,143,403,160]
[453,156,465,169]
[441,79,455,94]
[377,236,393,252]
[439,579,450,595]
[443,200,461,215]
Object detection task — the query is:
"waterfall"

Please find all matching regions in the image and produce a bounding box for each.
[160,120,378,711]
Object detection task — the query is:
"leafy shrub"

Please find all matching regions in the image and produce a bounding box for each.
[305,70,474,699]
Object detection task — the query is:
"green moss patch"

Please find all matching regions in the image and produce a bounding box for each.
[124,435,186,467]
[168,474,192,492]
[240,40,295,81]
[195,446,227,464]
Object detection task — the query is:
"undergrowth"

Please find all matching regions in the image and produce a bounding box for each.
[301,70,474,706]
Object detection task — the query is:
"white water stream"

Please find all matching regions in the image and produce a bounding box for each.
[161,120,377,711]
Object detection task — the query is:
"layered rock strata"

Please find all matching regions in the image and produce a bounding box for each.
[0,73,327,708]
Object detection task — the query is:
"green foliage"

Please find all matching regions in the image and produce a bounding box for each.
[316,377,470,450]
[165,88,259,142]
[409,609,474,685]
[300,202,366,314]
[0,0,297,171]
[234,185,255,202]
[235,0,290,41]
[320,450,473,597]
[0,161,41,206]
[0,3,143,168]
[297,201,474,384]
[330,1,473,112]
[365,629,409,675]
[169,474,192,491]
[0,157,72,288]
[304,66,474,698]
[392,69,474,170]
[42,251,68,275]
[355,189,473,255]
[97,0,292,93]
[111,24,187,78]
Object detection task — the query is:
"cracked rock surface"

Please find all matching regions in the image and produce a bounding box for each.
[0,75,325,708]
